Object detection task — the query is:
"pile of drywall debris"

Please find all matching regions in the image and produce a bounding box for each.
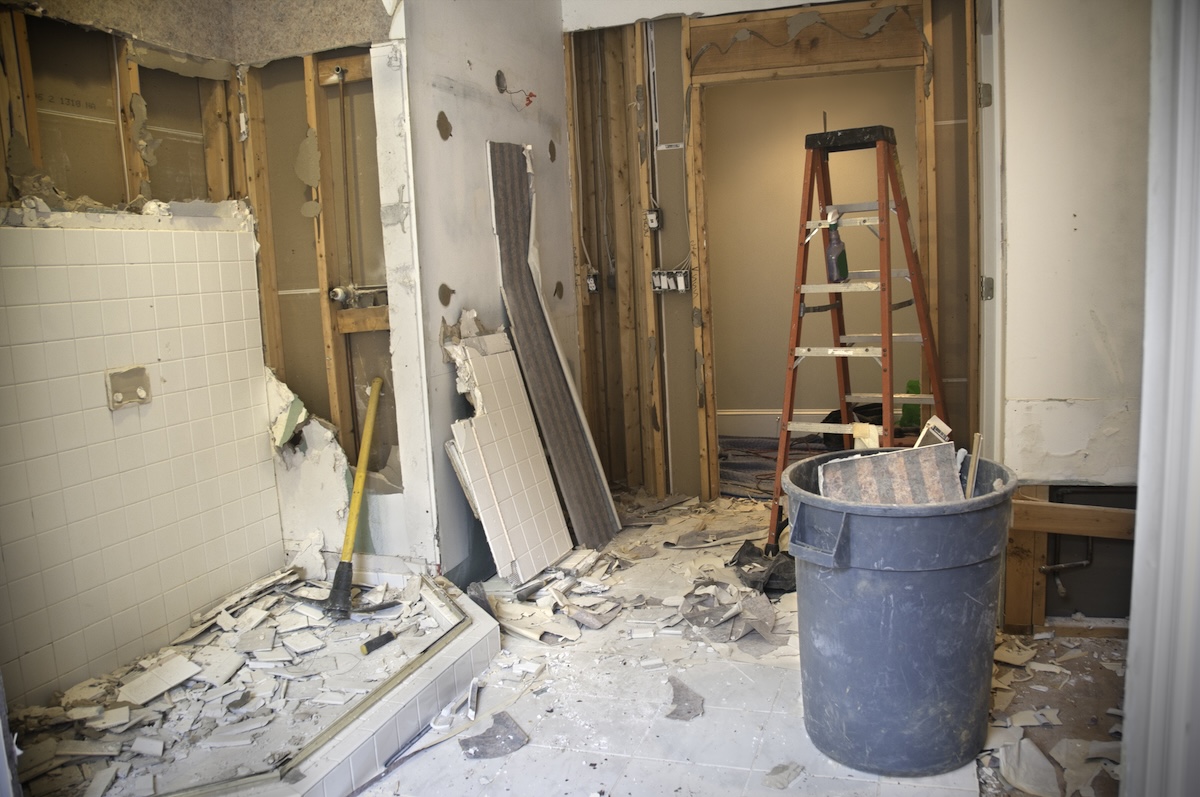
[980,632,1127,797]
[10,569,459,797]
[477,496,800,668]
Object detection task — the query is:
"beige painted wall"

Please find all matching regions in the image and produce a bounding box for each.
[703,71,922,436]
[999,0,1149,484]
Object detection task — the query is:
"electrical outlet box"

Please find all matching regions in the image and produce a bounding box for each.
[646,209,662,231]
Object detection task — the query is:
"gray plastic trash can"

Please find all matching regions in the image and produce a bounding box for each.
[784,449,1016,776]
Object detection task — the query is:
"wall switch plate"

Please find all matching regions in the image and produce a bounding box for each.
[107,366,152,411]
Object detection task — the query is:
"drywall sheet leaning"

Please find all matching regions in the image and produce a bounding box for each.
[446,331,573,583]
[487,141,621,549]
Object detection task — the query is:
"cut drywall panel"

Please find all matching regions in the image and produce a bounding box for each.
[1000,0,1148,483]
[488,142,620,550]
[446,331,573,583]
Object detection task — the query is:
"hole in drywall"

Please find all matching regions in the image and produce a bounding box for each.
[436,111,453,140]
[548,140,557,163]
[553,281,564,300]
[495,70,507,93]
[438,284,456,307]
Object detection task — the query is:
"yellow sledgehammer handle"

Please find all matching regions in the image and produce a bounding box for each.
[339,377,384,563]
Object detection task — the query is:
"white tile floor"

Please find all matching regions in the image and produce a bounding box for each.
[358,520,981,797]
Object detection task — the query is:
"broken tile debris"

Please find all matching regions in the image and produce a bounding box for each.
[9,569,459,797]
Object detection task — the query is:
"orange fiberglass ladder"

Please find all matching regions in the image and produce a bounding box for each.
[763,125,947,557]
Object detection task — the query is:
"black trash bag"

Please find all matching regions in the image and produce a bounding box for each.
[728,541,796,595]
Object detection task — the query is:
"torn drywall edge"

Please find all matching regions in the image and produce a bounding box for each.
[275,417,352,555]
[1003,398,1139,484]
[265,368,309,449]
[127,39,235,81]
[503,143,621,531]
[0,200,254,232]
[369,40,440,576]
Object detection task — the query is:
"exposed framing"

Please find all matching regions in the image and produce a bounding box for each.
[566,25,668,496]
[681,1,948,500]
[115,37,151,202]
[303,52,356,459]
[0,9,40,177]
[240,66,287,380]
[1003,484,1136,634]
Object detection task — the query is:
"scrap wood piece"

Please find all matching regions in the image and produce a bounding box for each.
[994,639,1038,667]
[761,762,805,790]
[819,442,964,504]
[488,141,620,550]
[665,675,704,721]
[458,711,528,759]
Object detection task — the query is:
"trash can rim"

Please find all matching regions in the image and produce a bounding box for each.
[781,455,1018,517]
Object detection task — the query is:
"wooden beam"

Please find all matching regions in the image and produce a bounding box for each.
[316,53,371,86]
[1005,485,1049,633]
[1012,499,1136,541]
[682,17,720,501]
[334,305,389,334]
[0,10,40,168]
[199,79,231,201]
[241,67,286,381]
[226,73,248,198]
[115,38,150,202]
[629,22,667,498]
[564,33,596,444]
[604,26,644,490]
[304,53,356,459]
[689,57,924,87]
[919,0,938,356]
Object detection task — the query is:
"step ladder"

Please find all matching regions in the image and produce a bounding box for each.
[764,125,946,556]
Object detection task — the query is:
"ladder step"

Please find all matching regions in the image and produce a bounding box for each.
[841,333,923,344]
[845,392,936,405]
[800,282,881,294]
[787,421,878,435]
[795,346,882,358]
[847,269,909,280]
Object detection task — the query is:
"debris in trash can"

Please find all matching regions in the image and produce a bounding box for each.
[914,415,952,447]
[818,442,964,504]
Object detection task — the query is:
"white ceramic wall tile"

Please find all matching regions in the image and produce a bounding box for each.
[0,225,283,708]
[446,334,572,585]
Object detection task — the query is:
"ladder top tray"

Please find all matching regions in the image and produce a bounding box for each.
[805,125,896,152]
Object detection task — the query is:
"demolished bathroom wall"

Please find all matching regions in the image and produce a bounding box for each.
[0,203,286,707]
[373,0,578,586]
